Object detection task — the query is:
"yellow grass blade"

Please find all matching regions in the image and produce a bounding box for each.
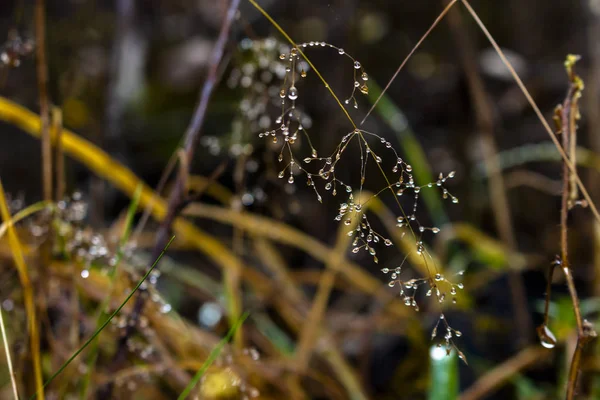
[0,180,44,399]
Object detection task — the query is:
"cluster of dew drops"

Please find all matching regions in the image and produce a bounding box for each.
[252,38,465,358]
[30,192,173,316]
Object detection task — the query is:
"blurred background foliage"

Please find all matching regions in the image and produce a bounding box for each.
[1,0,600,399]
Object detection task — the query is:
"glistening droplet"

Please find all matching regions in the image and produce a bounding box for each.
[537,324,557,349]
[288,86,298,100]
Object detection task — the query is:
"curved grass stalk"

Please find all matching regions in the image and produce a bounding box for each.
[0,201,53,239]
[0,180,44,400]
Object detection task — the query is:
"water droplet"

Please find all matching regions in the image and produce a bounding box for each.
[360,84,369,95]
[354,61,361,69]
[301,70,307,78]
[537,324,557,349]
[384,239,392,246]
[160,303,172,313]
[288,86,298,100]
[388,281,395,287]
[435,273,443,281]
[81,269,90,279]
[338,48,345,55]
[288,176,295,184]
[279,89,286,98]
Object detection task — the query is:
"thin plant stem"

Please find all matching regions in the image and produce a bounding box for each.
[361,0,458,125]
[460,0,600,224]
[535,58,597,400]
[28,236,176,400]
[0,307,19,400]
[152,0,240,260]
[113,0,241,378]
[445,1,532,345]
[35,0,52,201]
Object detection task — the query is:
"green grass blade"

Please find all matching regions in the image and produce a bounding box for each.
[80,184,143,399]
[177,312,249,400]
[30,235,176,400]
[428,345,459,400]
[366,79,448,226]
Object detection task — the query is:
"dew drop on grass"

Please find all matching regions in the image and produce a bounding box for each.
[537,324,557,349]
[288,86,298,100]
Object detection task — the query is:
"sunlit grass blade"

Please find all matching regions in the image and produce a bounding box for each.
[29,235,176,400]
[0,180,45,400]
[80,184,142,399]
[177,312,249,400]
[428,345,459,400]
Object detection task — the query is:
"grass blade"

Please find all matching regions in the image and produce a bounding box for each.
[428,345,459,400]
[0,180,45,400]
[177,312,249,400]
[79,184,143,399]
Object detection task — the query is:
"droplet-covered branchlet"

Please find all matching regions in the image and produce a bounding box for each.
[249,39,464,359]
